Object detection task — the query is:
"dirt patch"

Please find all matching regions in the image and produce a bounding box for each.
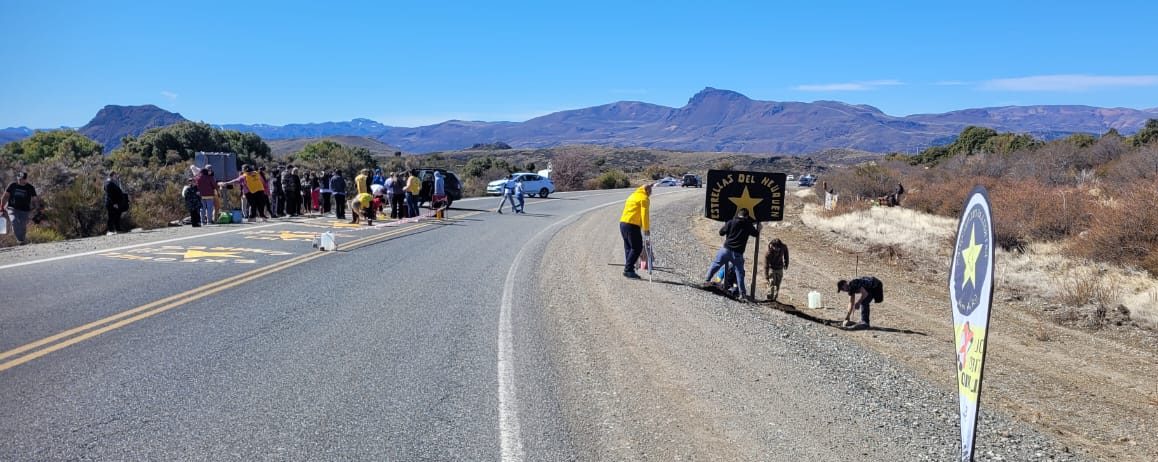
[692,187,1158,461]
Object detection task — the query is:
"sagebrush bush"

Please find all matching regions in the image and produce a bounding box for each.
[1070,179,1158,275]
[590,170,630,189]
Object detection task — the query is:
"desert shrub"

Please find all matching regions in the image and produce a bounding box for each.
[590,170,630,189]
[1070,179,1158,275]
[988,179,1090,252]
[824,163,898,200]
[123,185,184,230]
[550,152,592,191]
[1052,267,1123,309]
[24,225,65,244]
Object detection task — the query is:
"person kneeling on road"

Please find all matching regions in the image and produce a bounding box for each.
[703,208,760,299]
[838,276,884,330]
[349,192,375,226]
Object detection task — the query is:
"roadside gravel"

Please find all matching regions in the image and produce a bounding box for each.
[537,189,1085,461]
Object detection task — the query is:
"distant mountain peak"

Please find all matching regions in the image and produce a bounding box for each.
[687,87,752,106]
[80,104,187,151]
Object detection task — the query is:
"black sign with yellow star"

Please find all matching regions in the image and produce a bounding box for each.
[704,170,786,222]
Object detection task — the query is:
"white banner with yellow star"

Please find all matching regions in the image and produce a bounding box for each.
[949,186,996,462]
[704,170,786,222]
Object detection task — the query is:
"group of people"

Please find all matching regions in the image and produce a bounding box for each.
[615,181,882,330]
[180,164,445,228]
[2,171,130,245]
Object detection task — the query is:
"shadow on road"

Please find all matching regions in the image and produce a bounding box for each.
[760,301,928,335]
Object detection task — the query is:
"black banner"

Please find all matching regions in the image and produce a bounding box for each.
[704,170,786,222]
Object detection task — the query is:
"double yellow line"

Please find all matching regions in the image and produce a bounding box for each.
[0,214,477,373]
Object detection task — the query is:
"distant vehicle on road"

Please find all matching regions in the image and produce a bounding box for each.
[411,168,463,208]
[681,174,701,188]
[798,174,817,187]
[487,172,555,197]
[786,174,795,181]
[656,177,680,187]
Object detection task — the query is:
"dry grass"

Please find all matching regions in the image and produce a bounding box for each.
[807,205,1158,330]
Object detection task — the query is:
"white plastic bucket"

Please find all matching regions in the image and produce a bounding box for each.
[318,231,337,251]
[0,216,7,235]
[807,291,823,309]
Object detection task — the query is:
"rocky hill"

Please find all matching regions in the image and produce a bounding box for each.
[79,105,187,151]
[266,136,404,158]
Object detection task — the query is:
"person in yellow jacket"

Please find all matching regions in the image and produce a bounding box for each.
[348,192,375,225]
[355,169,371,196]
[618,183,653,279]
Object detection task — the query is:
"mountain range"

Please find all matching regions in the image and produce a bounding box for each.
[6,88,1158,154]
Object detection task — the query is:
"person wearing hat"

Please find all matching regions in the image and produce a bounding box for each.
[837,276,884,330]
[2,172,41,245]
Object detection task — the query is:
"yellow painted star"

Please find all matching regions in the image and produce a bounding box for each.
[156,249,242,259]
[960,224,983,290]
[278,231,317,241]
[728,186,763,218]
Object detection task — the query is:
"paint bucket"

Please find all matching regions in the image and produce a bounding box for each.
[318,231,337,251]
[0,216,7,235]
[808,291,823,309]
[231,210,242,223]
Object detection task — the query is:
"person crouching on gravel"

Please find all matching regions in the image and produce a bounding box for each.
[764,238,789,302]
[703,208,760,299]
[618,183,652,279]
[837,276,884,330]
[349,192,375,226]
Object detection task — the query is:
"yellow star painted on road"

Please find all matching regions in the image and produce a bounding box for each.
[728,186,763,218]
[156,249,242,260]
[329,221,364,228]
[278,231,317,241]
[960,224,983,290]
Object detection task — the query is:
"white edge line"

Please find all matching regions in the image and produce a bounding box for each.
[498,190,681,461]
[0,222,286,270]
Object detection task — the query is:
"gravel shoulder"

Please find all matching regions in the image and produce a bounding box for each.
[536,189,1084,461]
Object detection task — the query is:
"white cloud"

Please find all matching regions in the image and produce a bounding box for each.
[981,74,1158,91]
[794,79,903,91]
[160,90,178,100]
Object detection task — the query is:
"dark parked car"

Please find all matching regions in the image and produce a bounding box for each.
[411,168,463,208]
[681,174,701,188]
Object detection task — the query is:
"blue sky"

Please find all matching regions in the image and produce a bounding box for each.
[3,0,1157,128]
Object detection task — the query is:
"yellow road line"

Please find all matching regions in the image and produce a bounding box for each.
[0,215,476,372]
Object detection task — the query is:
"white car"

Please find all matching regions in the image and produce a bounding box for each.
[656,177,679,186]
[487,172,556,197]
[786,174,795,181]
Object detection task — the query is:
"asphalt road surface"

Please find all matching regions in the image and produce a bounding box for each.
[0,186,1077,461]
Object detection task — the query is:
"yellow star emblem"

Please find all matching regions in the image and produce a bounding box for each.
[728,186,763,218]
[960,224,983,290]
[156,249,242,260]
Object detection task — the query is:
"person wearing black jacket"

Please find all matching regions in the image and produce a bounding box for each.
[270,168,285,217]
[104,171,129,234]
[283,168,301,216]
[330,171,348,219]
[703,208,761,298]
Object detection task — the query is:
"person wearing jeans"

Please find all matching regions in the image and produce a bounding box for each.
[703,208,760,298]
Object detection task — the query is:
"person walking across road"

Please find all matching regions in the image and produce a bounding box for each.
[1,172,41,245]
[618,183,652,279]
[514,179,526,214]
[496,175,516,214]
[764,238,790,302]
[838,276,884,330]
[703,208,761,299]
[104,171,129,234]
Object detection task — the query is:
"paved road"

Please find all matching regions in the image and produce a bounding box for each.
[0,188,688,460]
